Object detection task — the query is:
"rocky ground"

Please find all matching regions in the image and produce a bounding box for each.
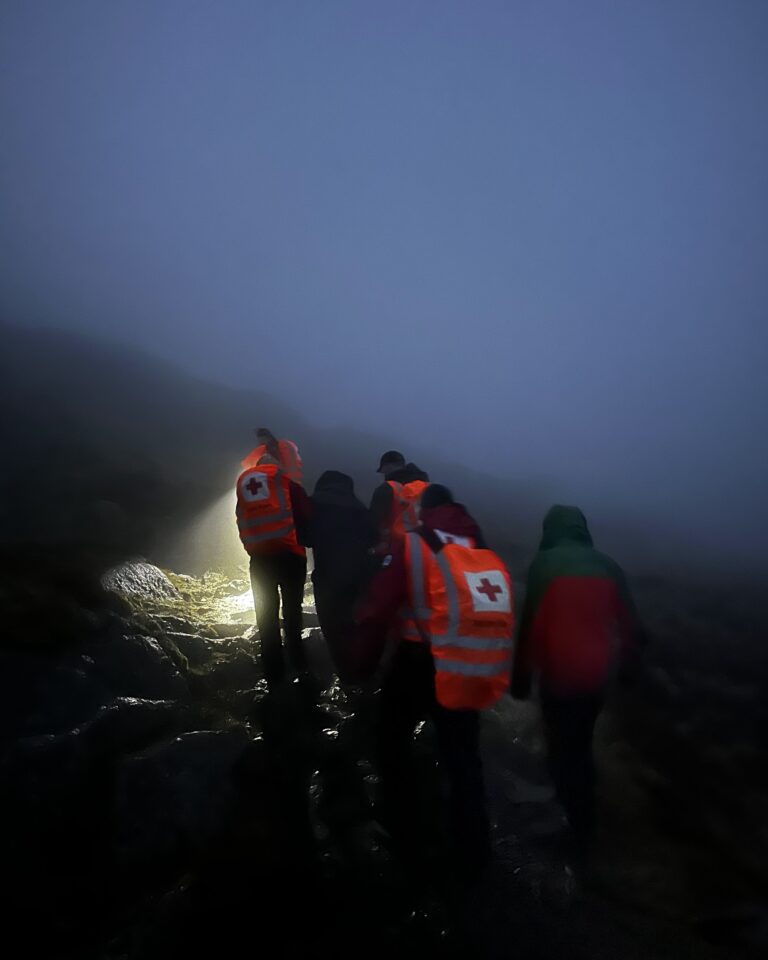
[1,551,765,959]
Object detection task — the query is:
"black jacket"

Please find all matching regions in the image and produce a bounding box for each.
[303,471,377,589]
[369,463,430,535]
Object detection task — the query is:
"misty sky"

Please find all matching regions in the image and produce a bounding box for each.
[1,1,767,566]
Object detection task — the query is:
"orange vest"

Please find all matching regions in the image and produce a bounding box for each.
[241,439,303,483]
[386,479,430,543]
[236,464,305,556]
[403,530,514,710]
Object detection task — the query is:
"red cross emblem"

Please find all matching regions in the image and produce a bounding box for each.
[467,570,511,611]
[246,477,264,496]
[476,578,503,602]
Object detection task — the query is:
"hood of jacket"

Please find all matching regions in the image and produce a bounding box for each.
[539,505,593,550]
[312,470,366,511]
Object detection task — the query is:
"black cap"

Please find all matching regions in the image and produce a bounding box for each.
[376,450,405,473]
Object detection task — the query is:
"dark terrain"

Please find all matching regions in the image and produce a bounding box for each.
[1,322,766,957]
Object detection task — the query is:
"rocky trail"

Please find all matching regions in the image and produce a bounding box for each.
[1,556,765,959]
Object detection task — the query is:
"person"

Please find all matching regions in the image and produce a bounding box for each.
[301,471,377,682]
[355,484,514,877]
[242,427,304,483]
[369,450,430,551]
[236,454,310,684]
[511,505,645,847]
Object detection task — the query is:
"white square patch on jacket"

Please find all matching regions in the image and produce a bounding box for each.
[465,571,511,612]
[242,472,270,502]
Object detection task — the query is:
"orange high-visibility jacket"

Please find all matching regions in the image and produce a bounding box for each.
[241,439,303,483]
[403,530,514,710]
[236,463,305,556]
[386,479,430,543]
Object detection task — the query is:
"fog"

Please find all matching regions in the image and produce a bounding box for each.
[2,1,767,577]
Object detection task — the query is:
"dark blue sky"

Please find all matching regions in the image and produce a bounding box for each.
[2,1,767,567]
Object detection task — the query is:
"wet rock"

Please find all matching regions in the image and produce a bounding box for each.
[166,631,213,667]
[0,651,110,743]
[87,630,189,701]
[187,647,260,702]
[114,729,250,864]
[502,772,556,805]
[1,700,182,884]
[228,682,269,720]
[209,622,250,638]
[83,697,179,756]
[152,631,189,673]
[102,560,180,602]
[206,648,260,688]
[155,614,203,634]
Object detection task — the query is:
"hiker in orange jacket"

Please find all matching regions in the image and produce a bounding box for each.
[356,484,514,876]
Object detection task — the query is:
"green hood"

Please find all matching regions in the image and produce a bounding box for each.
[540,505,593,550]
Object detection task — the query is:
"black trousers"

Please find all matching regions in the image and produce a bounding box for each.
[540,688,603,839]
[312,576,361,684]
[249,552,307,684]
[376,642,490,874]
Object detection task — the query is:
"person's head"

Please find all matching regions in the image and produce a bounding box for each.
[314,470,355,496]
[376,450,406,477]
[257,453,280,468]
[420,484,454,510]
[540,505,593,549]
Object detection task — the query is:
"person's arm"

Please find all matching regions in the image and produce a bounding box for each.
[350,545,408,681]
[369,482,394,544]
[289,481,312,546]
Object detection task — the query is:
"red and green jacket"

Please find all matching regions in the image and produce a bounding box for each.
[512,506,643,697]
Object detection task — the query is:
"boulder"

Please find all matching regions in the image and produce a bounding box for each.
[83,697,179,756]
[87,629,189,701]
[0,651,109,743]
[101,560,180,602]
[166,631,214,667]
[228,681,269,720]
[1,700,181,879]
[203,648,260,689]
[114,729,250,864]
